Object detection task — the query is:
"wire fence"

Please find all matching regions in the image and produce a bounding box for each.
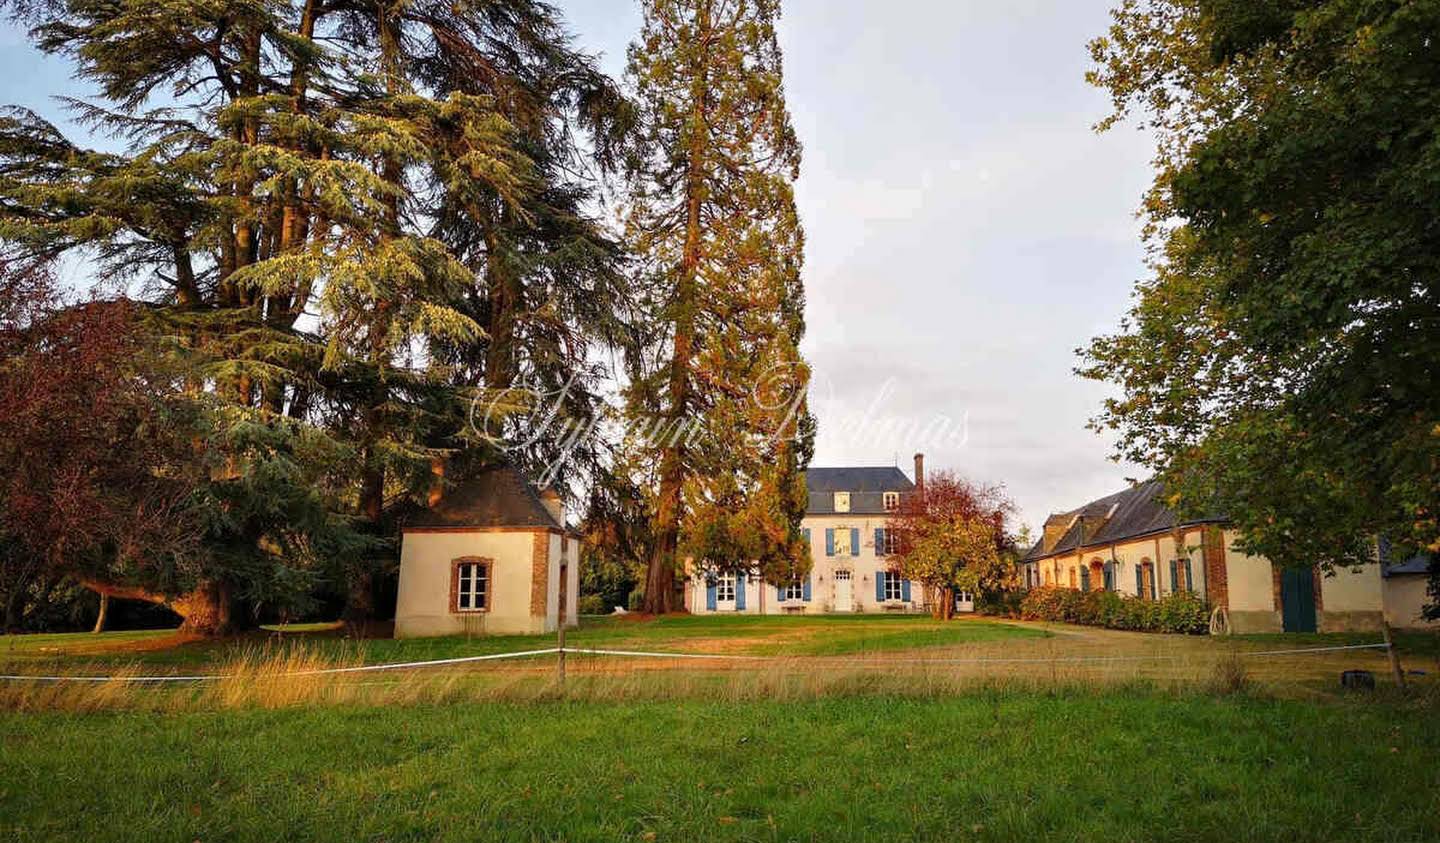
[0,642,1393,684]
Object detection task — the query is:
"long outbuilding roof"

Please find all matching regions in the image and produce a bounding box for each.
[1023,479,1225,562]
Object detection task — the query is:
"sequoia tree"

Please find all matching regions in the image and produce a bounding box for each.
[624,0,813,613]
[1081,0,1440,616]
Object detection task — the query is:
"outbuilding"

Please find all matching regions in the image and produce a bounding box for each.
[395,463,579,638]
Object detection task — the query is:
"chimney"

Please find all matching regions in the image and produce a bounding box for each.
[540,487,565,527]
[913,453,925,493]
[427,457,446,507]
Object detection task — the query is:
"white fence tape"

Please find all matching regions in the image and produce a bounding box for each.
[0,647,560,683]
[0,642,1391,684]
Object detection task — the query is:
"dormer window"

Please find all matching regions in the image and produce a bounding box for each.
[833,492,850,512]
[883,491,900,511]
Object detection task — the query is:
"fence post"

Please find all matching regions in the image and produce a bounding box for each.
[556,620,567,686]
[1382,622,1405,690]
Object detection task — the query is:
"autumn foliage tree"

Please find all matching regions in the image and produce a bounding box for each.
[888,470,1015,620]
[1082,0,1440,617]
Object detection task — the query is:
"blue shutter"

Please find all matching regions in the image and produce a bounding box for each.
[875,571,886,602]
[901,579,912,602]
[1135,565,1143,597]
[705,581,717,611]
[776,584,785,602]
[735,574,746,610]
[1103,561,1115,592]
[825,529,835,557]
[1151,567,1158,600]
[802,575,812,602]
[1080,566,1090,591]
[1183,559,1193,593]
[1169,559,1178,593]
[850,528,860,556]
[802,528,811,552]
[875,528,885,557]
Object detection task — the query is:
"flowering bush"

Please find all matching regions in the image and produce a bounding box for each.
[1019,587,1209,635]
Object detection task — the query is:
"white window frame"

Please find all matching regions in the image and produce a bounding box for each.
[782,577,804,602]
[883,491,900,511]
[832,528,852,556]
[833,491,851,512]
[877,528,900,557]
[716,572,737,603]
[455,560,489,612]
[884,572,903,601]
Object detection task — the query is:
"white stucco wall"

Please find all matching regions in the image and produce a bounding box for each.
[395,529,577,638]
[687,512,922,614]
[1320,564,1384,612]
[1384,575,1438,629]
[1224,533,1277,613]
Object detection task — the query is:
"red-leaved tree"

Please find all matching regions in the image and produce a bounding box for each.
[888,470,1015,620]
[0,260,204,630]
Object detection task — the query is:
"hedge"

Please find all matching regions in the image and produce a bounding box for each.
[1019,586,1210,635]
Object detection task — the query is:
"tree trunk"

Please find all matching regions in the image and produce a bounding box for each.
[341,0,404,626]
[342,567,375,624]
[3,584,24,633]
[80,578,239,636]
[92,593,109,633]
[936,586,955,621]
[642,3,711,616]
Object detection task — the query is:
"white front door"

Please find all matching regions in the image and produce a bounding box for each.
[955,590,975,613]
[716,572,737,612]
[834,570,853,612]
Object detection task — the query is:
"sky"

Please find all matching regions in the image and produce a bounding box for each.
[0,1,1157,535]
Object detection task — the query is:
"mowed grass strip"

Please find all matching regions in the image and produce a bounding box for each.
[0,615,1046,671]
[0,692,1435,842]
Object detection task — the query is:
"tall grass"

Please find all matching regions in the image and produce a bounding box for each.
[5,638,1423,712]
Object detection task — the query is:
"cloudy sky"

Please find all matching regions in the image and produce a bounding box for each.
[0,1,1155,533]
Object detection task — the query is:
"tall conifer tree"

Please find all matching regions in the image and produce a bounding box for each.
[0,0,632,630]
[625,0,813,613]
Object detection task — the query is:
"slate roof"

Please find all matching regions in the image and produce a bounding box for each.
[1383,554,1433,577]
[804,466,915,515]
[1022,480,1225,562]
[405,462,565,531]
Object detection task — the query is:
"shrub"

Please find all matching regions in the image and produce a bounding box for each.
[577,594,608,616]
[1020,586,1209,635]
[975,590,1023,618]
[627,588,645,612]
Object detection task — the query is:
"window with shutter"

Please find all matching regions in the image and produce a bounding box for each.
[883,571,903,601]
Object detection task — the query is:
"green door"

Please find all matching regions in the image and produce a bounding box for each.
[1281,567,1317,633]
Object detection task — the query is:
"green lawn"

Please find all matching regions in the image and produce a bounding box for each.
[0,614,1045,672]
[1,691,1435,842]
[1235,630,1440,662]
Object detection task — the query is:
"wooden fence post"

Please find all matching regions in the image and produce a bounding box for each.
[556,620,567,686]
[1382,622,1405,690]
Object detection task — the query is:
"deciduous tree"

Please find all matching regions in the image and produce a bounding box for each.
[1082,0,1440,616]
[888,470,1014,620]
